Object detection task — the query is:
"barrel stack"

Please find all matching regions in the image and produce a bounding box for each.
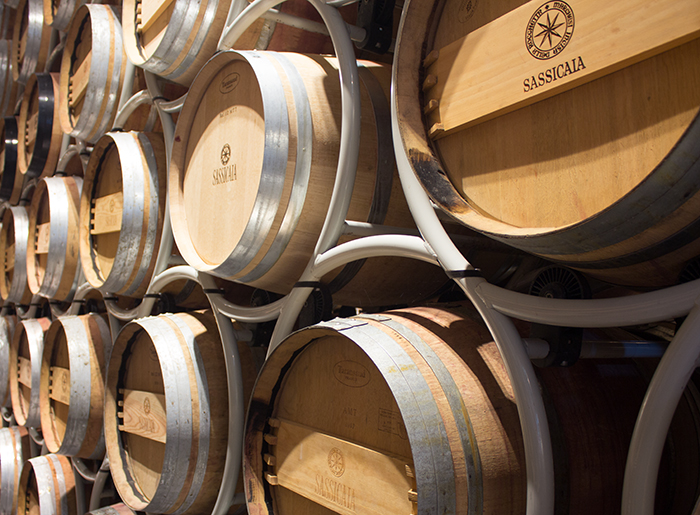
[0,0,695,513]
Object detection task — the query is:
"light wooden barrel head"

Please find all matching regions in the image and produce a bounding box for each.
[0,206,32,304]
[9,318,50,428]
[11,0,53,85]
[17,454,78,515]
[395,0,700,286]
[0,425,31,515]
[0,315,16,407]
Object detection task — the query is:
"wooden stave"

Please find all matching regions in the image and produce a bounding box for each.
[0,315,16,407]
[79,131,167,298]
[393,0,700,288]
[26,176,83,302]
[0,4,16,39]
[40,314,111,459]
[104,310,255,514]
[9,317,51,428]
[0,206,33,304]
[59,4,126,143]
[170,51,448,307]
[0,426,31,515]
[17,453,78,515]
[11,0,53,84]
[17,73,63,181]
[0,116,22,205]
[85,504,135,515]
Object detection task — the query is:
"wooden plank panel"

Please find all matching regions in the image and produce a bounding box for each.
[272,418,414,515]
[138,0,177,33]
[35,222,50,255]
[426,0,700,137]
[25,111,38,147]
[49,366,71,405]
[17,356,32,388]
[4,243,14,271]
[69,52,92,107]
[118,389,167,444]
[91,191,123,235]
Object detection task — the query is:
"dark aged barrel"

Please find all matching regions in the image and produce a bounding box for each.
[59,4,126,143]
[394,0,700,288]
[121,0,344,87]
[17,454,78,515]
[0,41,21,117]
[0,316,16,408]
[10,317,51,428]
[17,73,63,181]
[0,206,33,305]
[170,51,448,307]
[11,0,53,84]
[104,310,256,514]
[245,304,700,514]
[0,117,22,205]
[79,131,167,298]
[0,426,31,515]
[27,176,83,302]
[40,314,111,459]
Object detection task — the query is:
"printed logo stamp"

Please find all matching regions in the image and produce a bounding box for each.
[525,1,575,60]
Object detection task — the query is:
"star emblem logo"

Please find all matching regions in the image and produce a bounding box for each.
[525,1,575,60]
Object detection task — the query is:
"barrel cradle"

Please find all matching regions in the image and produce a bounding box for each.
[394,0,700,288]
[0,425,31,515]
[59,4,127,144]
[9,317,51,428]
[0,206,34,305]
[40,314,111,459]
[79,131,167,298]
[17,73,63,181]
[170,50,449,307]
[26,176,83,303]
[104,310,256,514]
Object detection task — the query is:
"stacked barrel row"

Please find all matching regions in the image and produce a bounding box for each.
[0,0,697,513]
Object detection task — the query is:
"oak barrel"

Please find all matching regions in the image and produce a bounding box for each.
[0,206,33,304]
[0,4,15,39]
[0,316,16,407]
[27,176,83,302]
[59,4,126,143]
[11,0,53,84]
[40,314,111,459]
[0,41,21,117]
[79,131,167,298]
[85,504,135,515]
[0,117,22,204]
[170,51,447,307]
[10,317,51,427]
[17,73,63,180]
[104,310,256,514]
[0,426,31,515]
[17,454,78,515]
[245,304,700,514]
[394,0,700,287]
[43,0,85,31]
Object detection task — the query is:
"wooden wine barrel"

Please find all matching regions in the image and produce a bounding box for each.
[40,314,111,459]
[11,0,53,84]
[121,0,343,87]
[245,304,700,514]
[0,117,22,204]
[85,504,135,515]
[0,41,21,117]
[394,0,700,288]
[0,4,16,39]
[170,51,448,307]
[43,0,85,31]
[0,426,31,515]
[59,4,126,143]
[104,310,256,514]
[17,454,78,515]
[26,176,83,302]
[0,316,16,407]
[10,317,51,427]
[79,131,166,298]
[0,206,33,305]
[18,73,62,181]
